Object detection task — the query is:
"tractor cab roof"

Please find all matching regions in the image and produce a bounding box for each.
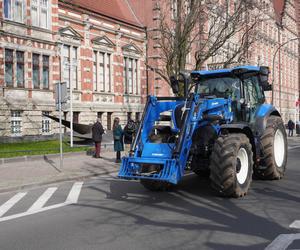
[191,65,268,81]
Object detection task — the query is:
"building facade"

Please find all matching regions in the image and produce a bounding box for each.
[131,0,300,122]
[0,0,147,141]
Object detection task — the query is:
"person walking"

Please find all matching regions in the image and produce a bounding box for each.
[123,119,136,152]
[92,118,104,158]
[113,117,124,163]
[288,119,295,137]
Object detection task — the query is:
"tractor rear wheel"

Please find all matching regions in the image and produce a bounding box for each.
[254,116,287,180]
[140,179,173,191]
[209,134,253,198]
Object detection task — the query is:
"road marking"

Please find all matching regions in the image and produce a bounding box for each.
[27,187,57,212]
[0,182,83,223]
[65,182,84,204]
[289,220,300,229]
[265,234,300,250]
[0,192,27,217]
[288,145,300,150]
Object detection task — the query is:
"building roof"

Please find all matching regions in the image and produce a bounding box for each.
[62,0,143,28]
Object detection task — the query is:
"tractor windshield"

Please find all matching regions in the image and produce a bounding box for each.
[197,77,241,100]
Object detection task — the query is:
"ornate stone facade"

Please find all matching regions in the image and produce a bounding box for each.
[0,0,147,140]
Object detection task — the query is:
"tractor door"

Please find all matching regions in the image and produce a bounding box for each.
[242,76,265,124]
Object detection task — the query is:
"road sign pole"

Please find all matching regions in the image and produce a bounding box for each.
[70,57,73,148]
[58,83,63,169]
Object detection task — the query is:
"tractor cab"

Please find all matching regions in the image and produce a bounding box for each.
[190,66,272,123]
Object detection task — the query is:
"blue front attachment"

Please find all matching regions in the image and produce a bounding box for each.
[118,97,184,184]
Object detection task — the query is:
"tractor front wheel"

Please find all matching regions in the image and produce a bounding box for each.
[254,116,287,180]
[209,134,253,198]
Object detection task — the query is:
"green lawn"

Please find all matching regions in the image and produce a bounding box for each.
[0,139,92,158]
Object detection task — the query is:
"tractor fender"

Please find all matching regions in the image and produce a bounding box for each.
[220,123,256,160]
[254,104,281,137]
[220,123,254,140]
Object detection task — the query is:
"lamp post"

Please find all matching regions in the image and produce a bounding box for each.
[271,37,300,108]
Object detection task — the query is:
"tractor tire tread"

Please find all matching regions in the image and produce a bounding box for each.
[209,133,253,198]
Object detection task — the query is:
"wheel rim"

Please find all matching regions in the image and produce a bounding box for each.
[236,147,249,185]
[274,129,285,167]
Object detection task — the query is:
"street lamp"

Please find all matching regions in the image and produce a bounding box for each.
[271,37,300,107]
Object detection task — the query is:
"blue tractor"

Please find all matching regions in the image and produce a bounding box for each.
[118,66,287,198]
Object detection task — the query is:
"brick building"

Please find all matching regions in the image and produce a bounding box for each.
[0,0,147,141]
[131,0,300,122]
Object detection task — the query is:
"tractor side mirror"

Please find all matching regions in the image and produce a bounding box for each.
[259,66,272,91]
[170,76,179,95]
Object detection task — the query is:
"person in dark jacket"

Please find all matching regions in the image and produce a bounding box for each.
[288,119,295,137]
[123,119,136,152]
[92,118,104,158]
[113,117,124,163]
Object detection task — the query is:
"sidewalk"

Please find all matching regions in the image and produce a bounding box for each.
[0,150,121,194]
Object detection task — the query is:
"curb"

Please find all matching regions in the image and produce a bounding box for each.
[0,169,119,194]
[0,143,114,165]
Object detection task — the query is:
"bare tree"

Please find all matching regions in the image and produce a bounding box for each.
[195,0,261,69]
[151,0,263,86]
[151,0,203,83]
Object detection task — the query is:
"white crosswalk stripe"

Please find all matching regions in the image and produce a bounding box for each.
[0,192,27,217]
[0,182,83,223]
[65,182,83,204]
[290,220,300,229]
[27,187,58,212]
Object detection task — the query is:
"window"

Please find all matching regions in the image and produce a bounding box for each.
[93,51,112,92]
[128,59,133,94]
[171,0,177,19]
[11,111,22,136]
[124,57,139,95]
[244,76,264,105]
[16,51,24,88]
[42,55,49,89]
[31,0,50,29]
[106,54,111,92]
[97,112,103,120]
[5,49,13,87]
[99,52,105,91]
[62,45,78,89]
[107,112,112,130]
[5,49,26,88]
[4,0,24,23]
[197,77,241,100]
[32,54,40,89]
[73,112,79,123]
[72,47,78,90]
[42,111,51,133]
[93,51,97,91]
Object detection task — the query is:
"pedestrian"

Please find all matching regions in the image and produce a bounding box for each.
[113,117,124,163]
[92,118,104,158]
[288,119,295,137]
[123,119,136,152]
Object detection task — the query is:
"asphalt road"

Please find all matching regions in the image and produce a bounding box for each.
[0,147,299,250]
